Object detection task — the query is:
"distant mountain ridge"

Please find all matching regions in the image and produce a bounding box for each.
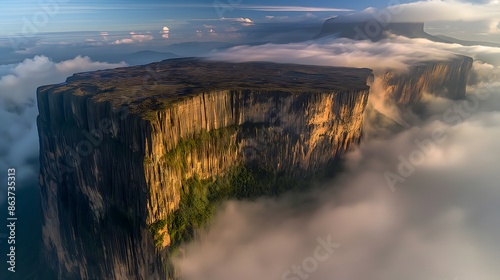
[164,41,237,56]
[435,34,500,48]
[123,50,180,65]
[316,18,500,48]
[316,20,447,42]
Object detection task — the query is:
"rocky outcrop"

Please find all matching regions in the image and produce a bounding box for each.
[37,58,372,279]
[314,19,473,105]
[380,55,473,105]
[37,54,474,279]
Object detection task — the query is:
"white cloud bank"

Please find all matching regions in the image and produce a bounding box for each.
[331,0,500,41]
[113,31,154,44]
[209,36,500,72]
[0,56,126,193]
[176,92,500,280]
[385,0,500,23]
[177,29,500,280]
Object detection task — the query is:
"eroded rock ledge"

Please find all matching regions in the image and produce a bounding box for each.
[37,58,373,279]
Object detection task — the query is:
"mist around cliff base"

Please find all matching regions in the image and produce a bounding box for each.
[0,56,127,193]
[174,43,500,280]
[0,34,500,279]
[0,56,127,279]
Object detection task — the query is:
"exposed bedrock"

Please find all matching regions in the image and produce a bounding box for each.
[37,53,472,279]
[37,59,372,279]
[379,55,473,105]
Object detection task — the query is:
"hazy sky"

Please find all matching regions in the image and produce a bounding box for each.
[1,0,498,51]
[0,0,415,35]
[0,0,366,35]
[0,1,499,279]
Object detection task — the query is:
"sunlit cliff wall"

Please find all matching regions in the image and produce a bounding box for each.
[37,55,473,279]
[380,56,473,105]
[37,59,371,279]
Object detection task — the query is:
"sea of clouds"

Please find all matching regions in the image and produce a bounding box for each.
[0,56,126,198]
[175,35,500,280]
[1,4,499,278]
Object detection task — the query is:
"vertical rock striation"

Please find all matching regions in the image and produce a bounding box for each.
[380,55,473,105]
[314,19,473,105]
[37,59,372,279]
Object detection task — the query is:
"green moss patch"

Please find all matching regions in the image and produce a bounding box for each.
[148,218,167,248]
[166,164,307,249]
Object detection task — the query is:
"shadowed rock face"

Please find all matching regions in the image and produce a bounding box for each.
[37,58,373,279]
[37,51,473,279]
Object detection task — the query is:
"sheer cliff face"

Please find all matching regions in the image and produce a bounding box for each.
[380,55,473,105]
[37,59,372,279]
[144,89,369,222]
[314,20,473,105]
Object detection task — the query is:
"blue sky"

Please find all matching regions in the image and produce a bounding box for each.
[0,0,416,35]
[0,0,498,60]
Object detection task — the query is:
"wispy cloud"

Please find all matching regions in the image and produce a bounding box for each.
[0,55,126,185]
[221,17,254,26]
[237,5,353,12]
[160,27,170,39]
[113,31,153,45]
[0,4,351,14]
[176,37,500,280]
